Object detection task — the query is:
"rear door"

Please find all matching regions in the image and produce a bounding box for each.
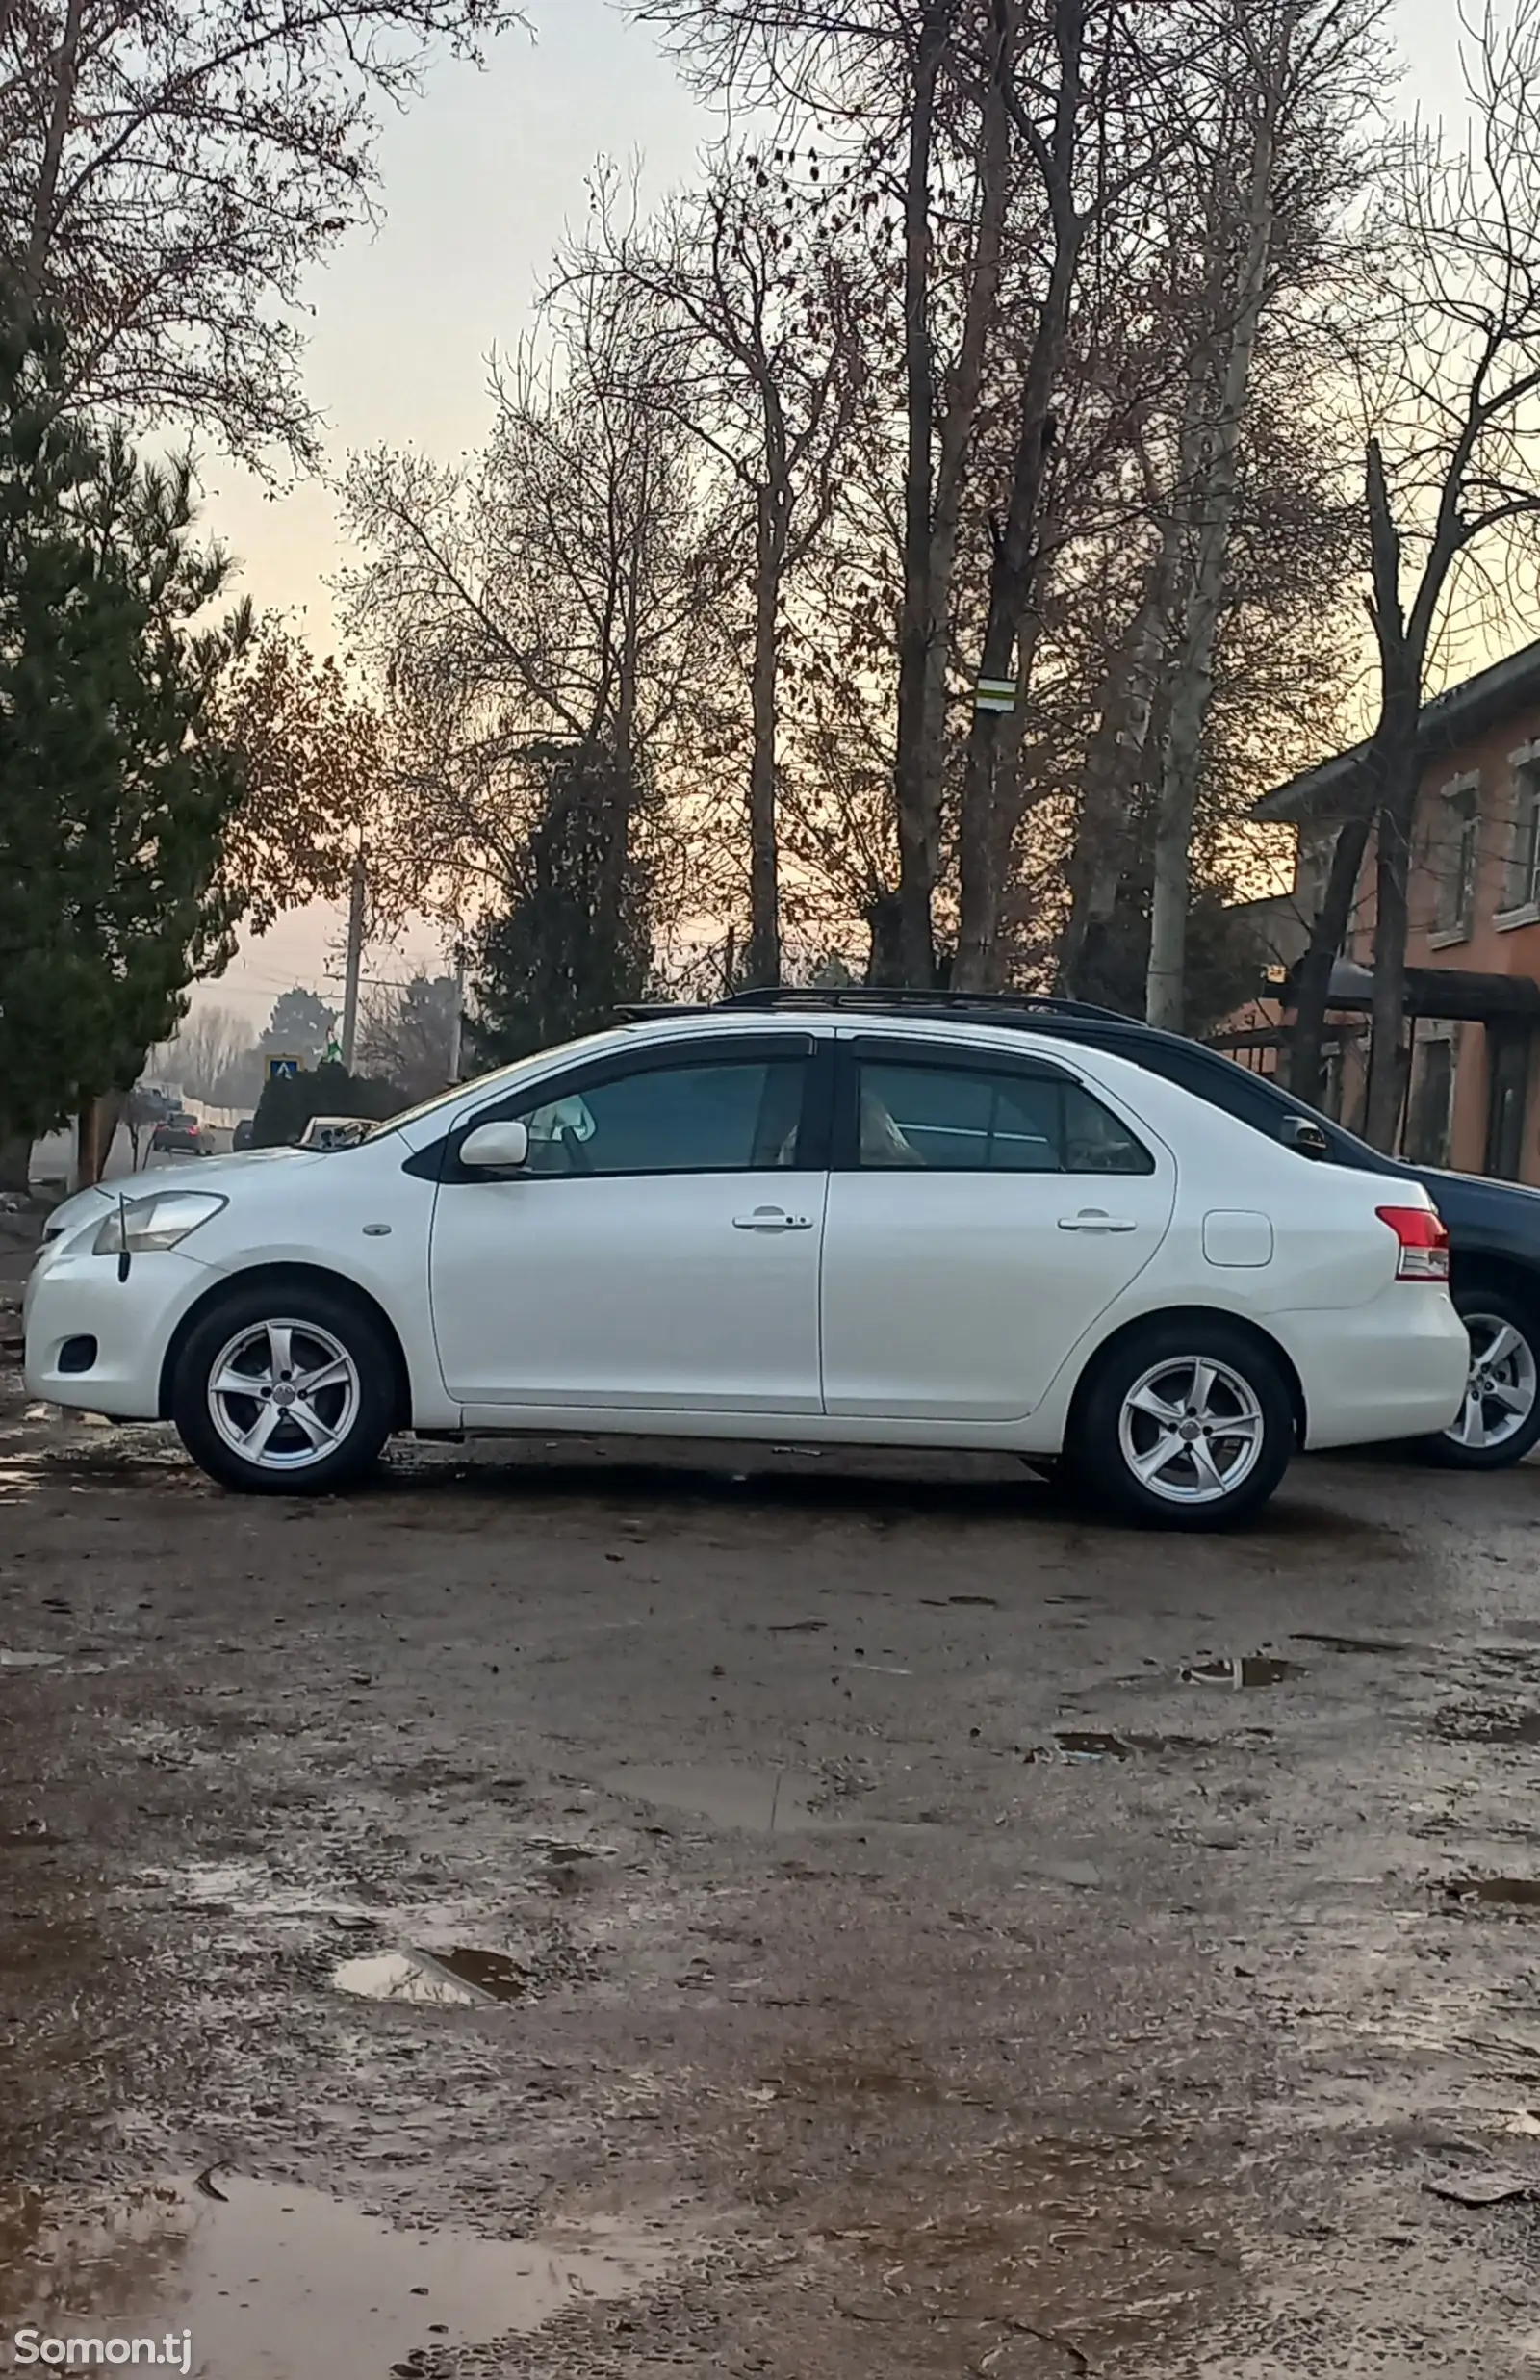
[819,1037,1177,1422]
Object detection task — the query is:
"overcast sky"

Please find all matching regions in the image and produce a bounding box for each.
[201,0,1476,1023]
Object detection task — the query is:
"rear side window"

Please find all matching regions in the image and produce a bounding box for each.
[856,1061,1154,1175]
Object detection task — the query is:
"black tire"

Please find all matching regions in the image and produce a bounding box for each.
[1069,1317,1295,1532]
[171,1279,396,1495]
[1419,1286,1540,1471]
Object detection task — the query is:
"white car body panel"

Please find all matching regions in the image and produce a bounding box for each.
[431,1170,828,1413]
[24,1013,1470,1466]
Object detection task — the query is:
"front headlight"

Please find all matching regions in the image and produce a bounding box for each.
[92,1192,227,1256]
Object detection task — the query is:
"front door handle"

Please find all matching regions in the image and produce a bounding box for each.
[1058,1209,1138,1232]
[733,1206,814,1232]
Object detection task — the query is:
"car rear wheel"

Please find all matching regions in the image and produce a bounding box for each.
[1422,1288,1540,1470]
[1070,1320,1294,1531]
[171,1281,396,1494]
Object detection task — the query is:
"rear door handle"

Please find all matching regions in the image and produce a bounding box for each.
[1058,1209,1138,1232]
[733,1206,813,1232]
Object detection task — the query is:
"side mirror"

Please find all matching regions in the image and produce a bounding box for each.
[459,1119,529,1172]
[1281,1114,1329,1161]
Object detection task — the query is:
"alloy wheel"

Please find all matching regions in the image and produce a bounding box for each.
[206,1317,362,1473]
[1445,1311,1538,1455]
[1116,1354,1267,1508]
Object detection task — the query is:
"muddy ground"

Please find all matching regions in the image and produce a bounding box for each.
[4,1255,1540,2374]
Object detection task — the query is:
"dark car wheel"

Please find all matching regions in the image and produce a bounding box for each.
[1069,1319,1295,1531]
[1421,1287,1540,1470]
[171,1281,396,1495]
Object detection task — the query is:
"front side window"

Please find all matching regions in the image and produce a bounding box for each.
[855,1062,1154,1175]
[506,1056,808,1177]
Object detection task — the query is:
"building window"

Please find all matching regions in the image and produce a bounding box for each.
[1506,762,1540,913]
[1436,782,1479,936]
[1406,1035,1453,1168]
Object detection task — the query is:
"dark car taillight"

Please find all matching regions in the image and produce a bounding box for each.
[1376,1204,1451,1281]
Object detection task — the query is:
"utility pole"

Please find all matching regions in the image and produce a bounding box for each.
[340,848,367,1071]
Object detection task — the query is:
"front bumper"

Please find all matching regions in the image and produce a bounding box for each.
[1274,1287,1470,1450]
[24,1241,217,1419]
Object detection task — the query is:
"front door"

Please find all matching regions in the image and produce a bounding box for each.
[819,1041,1176,1421]
[1485,1025,1532,1181]
[429,1037,828,1415]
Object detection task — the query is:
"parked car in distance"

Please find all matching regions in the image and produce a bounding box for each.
[232,1118,255,1152]
[296,1115,376,1151]
[25,1003,1468,1528]
[149,1112,206,1156]
[899,989,1540,1470]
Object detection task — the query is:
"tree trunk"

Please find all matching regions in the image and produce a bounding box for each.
[952,0,1086,992]
[865,890,904,986]
[0,1130,31,1196]
[889,5,952,987]
[1058,502,1192,996]
[1145,72,1283,1032]
[1362,718,1421,1148]
[954,591,1052,980]
[24,0,85,296]
[908,0,1013,973]
[1285,803,1372,1107]
[746,484,783,987]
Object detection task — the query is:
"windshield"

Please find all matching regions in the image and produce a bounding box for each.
[368,1027,626,1139]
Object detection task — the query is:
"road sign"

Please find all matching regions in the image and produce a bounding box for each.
[265,1054,303,1082]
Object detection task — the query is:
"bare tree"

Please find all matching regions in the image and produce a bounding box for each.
[559,155,866,985]
[0,0,526,461]
[355,972,458,1100]
[150,1005,256,1103]
[342,279,736,997]
[1290,1,1540,1133]
[1143,0,1388,1029]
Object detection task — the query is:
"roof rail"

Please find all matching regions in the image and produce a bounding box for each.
[713,986,1136,1026]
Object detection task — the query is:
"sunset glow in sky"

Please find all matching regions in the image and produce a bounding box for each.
[200,0,1474,1022]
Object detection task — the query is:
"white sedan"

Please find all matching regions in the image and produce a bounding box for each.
[25,1006,1469,1528]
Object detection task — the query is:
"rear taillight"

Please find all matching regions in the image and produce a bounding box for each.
[1376,1204,1450,1281]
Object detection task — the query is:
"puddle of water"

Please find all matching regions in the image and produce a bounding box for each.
[765,1619,827,1634]
[1040,1730,1133,1762]
[1181,1655,1305,1690]
[1029,1729,1200,1765]
[604,1761,828,1832]
[0,2175,667,2379]
[0,1648,64,1669]
[1445,1877,1540,1909]
[1435,1706,1540,1746]
[920,1594,1000,1608]
[333,1946,526,2005]
[1292,1632,1413,1657]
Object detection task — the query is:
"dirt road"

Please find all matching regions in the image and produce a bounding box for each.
[2,1358,1539,2376]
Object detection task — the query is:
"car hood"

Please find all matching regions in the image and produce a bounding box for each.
[44,1146,323,1236]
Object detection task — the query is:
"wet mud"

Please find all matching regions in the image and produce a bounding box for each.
[3,1391,1540,2372]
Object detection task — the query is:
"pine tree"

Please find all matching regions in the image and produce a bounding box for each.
[473,744,653,1066]
[0,300,251,1151]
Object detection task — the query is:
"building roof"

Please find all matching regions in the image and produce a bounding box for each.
[1253,637,1540,823]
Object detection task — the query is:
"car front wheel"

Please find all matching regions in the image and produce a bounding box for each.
[1423,1287,1540,1470]
[1070,1320,1295,1530]
[171,1281,396,1494]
